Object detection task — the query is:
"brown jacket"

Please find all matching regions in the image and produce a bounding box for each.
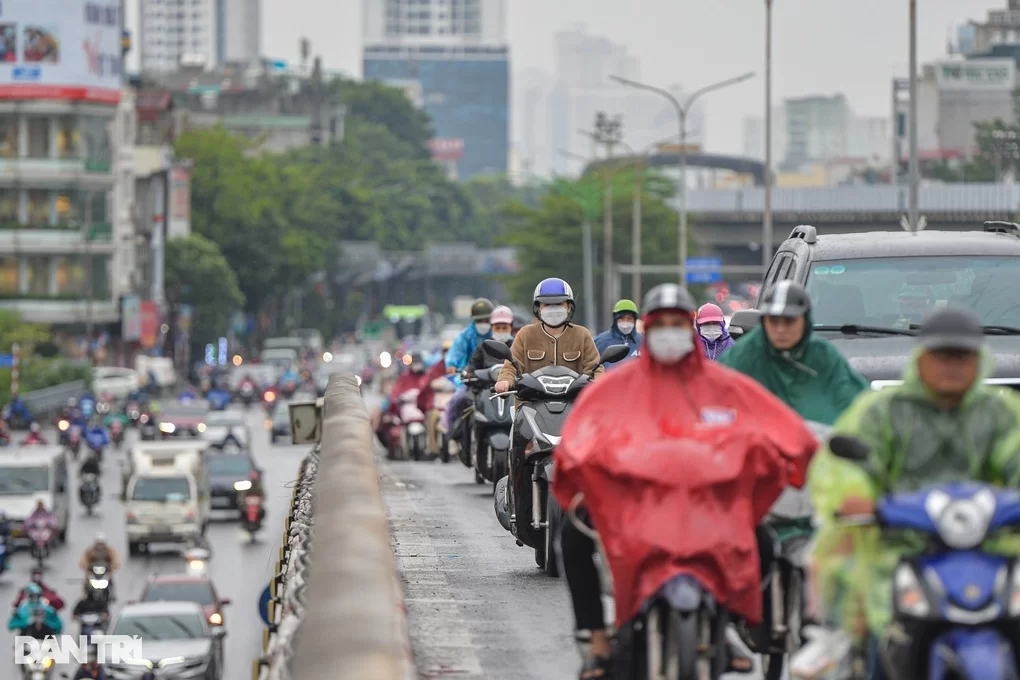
[497,321,604,387]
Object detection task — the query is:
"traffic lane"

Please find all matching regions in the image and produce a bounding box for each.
[0,412,307,680]
[380,456,579,680]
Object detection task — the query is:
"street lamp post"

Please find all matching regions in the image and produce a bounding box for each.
[908,0,919,230]
[764,0,774,269]
[609,71,755,286]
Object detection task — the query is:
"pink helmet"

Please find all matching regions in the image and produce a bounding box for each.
[696,303,725,325]
[490,305,514,325]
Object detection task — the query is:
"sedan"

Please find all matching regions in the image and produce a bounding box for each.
[104,601,224,679]
[206,451,261,511]
[267,400,289,444]
[140,573,231,629]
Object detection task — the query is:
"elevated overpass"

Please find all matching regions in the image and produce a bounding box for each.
[688,183,1020,279]
[586,151,768,186]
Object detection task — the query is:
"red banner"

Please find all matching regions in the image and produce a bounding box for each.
[0,85,120,104]
[139,301,159,348]
[429,138,464,161]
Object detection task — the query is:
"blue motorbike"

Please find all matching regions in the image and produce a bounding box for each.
[831,435,1020,679]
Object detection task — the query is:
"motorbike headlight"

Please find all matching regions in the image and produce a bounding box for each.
[89,579,109,589]
[894,563,930,617]
[197,423,207,433]
[927,489,995,551]
[58,420,69,431]
[234,480,252,491]
[159,422,175,433]
[42,656,53,669]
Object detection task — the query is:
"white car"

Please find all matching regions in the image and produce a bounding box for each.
[93,366,142,400]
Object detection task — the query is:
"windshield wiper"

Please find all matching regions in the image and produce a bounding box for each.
[814,325,917,337]
[167,617,199,639]
[906,324,1020,335]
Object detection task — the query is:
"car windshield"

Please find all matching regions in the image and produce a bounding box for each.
[205,413,243,427]
[206,456,252,476]
[143,582,216,606]
[162,406,207,419]
[272,404,290,425]
[807,256,1020,329]
[111,613,206,640]
[131,477,191,502]
[0,466,49,495]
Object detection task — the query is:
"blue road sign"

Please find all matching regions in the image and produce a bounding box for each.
[685,257,722,285]
[0,355,13,368]
[258,583,272,627]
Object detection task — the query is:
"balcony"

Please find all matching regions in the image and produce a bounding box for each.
[0,158,113,188]
[0,223,113,253]
[0,297,117,324]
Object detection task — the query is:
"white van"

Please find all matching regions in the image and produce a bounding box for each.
[0,447,70,543]
[134,356,177,390]
[259,347,298,371]
[125,443,210,556]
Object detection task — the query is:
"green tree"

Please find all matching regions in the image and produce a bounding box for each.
[165,234,245,348]
[0,310,50,351]
[928,87,1020,182]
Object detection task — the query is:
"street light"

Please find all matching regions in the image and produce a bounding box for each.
[609,71,755,286]
[764,0,774,270]
[907,0,920,231]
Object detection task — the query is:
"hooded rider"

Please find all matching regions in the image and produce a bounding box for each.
[593,299,642,369]
[695,303,735,360]
[809,306,1020,679]
[442,298,495,449]
[14,565,64,611]
[8,583,62,634]
[553,283,818,680]
[467,305,515,370]
[719,280,868,426]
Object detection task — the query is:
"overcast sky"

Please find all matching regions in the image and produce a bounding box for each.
[253,0,1003,155]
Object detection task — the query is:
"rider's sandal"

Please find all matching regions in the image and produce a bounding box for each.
[579,654,612,680]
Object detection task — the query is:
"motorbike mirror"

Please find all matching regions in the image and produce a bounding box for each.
[728,309,761,339]
[220,598,231,606]
[829,435,871,463]
[482,339,513,362]
[598,344,630,365]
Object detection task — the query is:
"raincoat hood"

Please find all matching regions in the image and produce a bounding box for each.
[897,345,994,407]
[698,323,735,361]
[553,347,818,626]
[718,311,869,425]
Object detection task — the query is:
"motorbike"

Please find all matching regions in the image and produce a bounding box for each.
[77,610,107,637]
[27,522,53,569]
[79,474,100,516]
[126,400,142,426]
[68,425,82,458]
[242,495,264,540]
[429,376,457,464]
[139,414,157,441]
[465,363,513,487]
[20,653,54,680]
[489,340,629,577]
[262,387,279,412]
[109,420,124,449]
[280,380,298,399]
[793,434,1020,680]
[398,389,427,462]
[85,563,111,606]
[239,382,256,408]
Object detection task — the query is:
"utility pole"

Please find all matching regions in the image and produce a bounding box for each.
[764,0,775,270]
[631,160,643,299]
[907,0,920,231]
[84,192,95,364]
[593,112,622,328]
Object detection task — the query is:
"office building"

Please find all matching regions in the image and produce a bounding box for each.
[741,108,786,163]
[966,1,1020,56]
[362,0,510,179]
[140,0,260,74]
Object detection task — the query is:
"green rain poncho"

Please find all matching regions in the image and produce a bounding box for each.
[809,348,1020,635]
[717,312,869,425]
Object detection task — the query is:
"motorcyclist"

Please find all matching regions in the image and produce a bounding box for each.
[72,587,109,620]
[441,298,495,449]
[14,566,64,611]
[84,417,109,453]
[237,470,267,524]
[695,302,735,360]
[467,305,515,370]
[552,283,818,680]
[8,583,62,634]
[20,421,47,445]
[809,306,1020,679]
[80,533,120,600]
[719,280,869,425]
[495,278,603,395]
[25,500,55,533]
[418,340,454,453]
[377,353,427,450]
[73,658,107,680]
[5,390,33,427]
[593,299,642,369]
[80,451,100,477]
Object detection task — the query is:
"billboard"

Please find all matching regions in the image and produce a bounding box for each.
[139,300,159,348]
[121,295,140,342]
[936,59,1016,92]
[0,0,121,104]
[168,165,191,239]
[429,138,464,161]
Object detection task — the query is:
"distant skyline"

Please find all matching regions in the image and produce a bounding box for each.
[130,0,1006,156]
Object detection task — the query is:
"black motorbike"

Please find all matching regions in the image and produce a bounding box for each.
[239,382,257,408]
[79,474,100,516]
[85,563,112,606]
[139,413,158,441]
[488,340,628,577]
[465,364,513,487]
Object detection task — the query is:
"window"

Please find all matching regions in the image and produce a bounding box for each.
[79,116,111,168]
[0,257,18,293]
[26,118,50,159]
[89,254,111,299]
[143,581,216,605]
[207,455,254,477]
[0,115,17,157]
[26,257,49,295]
[806,256,1020,328]
[111,613,205,640]
[55,116,79,158]
[26,189,50,225]
[761,253,793,292]
[0,465,49,494]
[55,256,86,295]
[0,189,17,223]
[130,476,191,502]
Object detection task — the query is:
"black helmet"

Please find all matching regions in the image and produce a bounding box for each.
[470,298,494,321]
[641,284,697,317]
[760,280,811,318]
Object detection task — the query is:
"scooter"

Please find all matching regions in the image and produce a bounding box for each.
[27,522,52,570]
[398,389,427,462]
[489,341,629,577]
[792,435,1020,680]
[139,413,157,441]
[21,653,54,680]
[466,363,512,487]
[429,377,457,464]
[239,382,256,408]
[79,474,100,516]
[77,610,107,637]
[242,495,264,540]
[85,563,111,606]
[109,419,124,450]
[67,425,82,458]
[126,400,142,426]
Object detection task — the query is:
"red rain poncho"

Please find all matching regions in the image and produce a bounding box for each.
[386,370,425,416]
[552,338,817,627]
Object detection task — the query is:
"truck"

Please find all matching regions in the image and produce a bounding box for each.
[124,442,210,556]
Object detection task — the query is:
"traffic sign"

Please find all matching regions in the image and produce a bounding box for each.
[685,257,722,285]
[258,584,272,627]
[0,355,13,368]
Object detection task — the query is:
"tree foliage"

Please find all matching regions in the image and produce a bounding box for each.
[0,310,50,351]
[164,234,244,348]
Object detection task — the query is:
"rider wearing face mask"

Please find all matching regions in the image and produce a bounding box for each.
[442,299,495,447]
[593,299,642,370]
[553,283,818,679]
[719,280,868,425]
[467,306,516,370]
[695,303,735,360]
[494,278,603,395]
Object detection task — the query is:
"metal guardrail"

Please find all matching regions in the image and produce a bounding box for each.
[254,375,414,680]
[22,380,87,417]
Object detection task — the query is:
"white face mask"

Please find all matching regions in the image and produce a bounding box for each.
[700,324,723,341]
[492,332,513,343]
[616,321,636,336]
[646,327,695,364]
[540,306,569,327]
[474,322,491,335]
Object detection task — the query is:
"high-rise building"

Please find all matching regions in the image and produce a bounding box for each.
[967,1,1020,56]
[140,0,260,74]
[741,108,786,163]
[362,0,510,180]
[781,94,853,170]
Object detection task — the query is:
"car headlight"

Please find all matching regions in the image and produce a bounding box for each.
[894,563,930,617]
[926,489,995,551]
[197,423,207,433]
[234,480,252,491]
[209,612,223,625]
[159,422,175,433]
[158,656,186,668]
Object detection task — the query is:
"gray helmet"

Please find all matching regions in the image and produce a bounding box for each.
[641,284,697,316]
[470,298,494,321]
[760,280,811,318]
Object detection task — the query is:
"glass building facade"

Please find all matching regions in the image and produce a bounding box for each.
[364,50,509,180]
